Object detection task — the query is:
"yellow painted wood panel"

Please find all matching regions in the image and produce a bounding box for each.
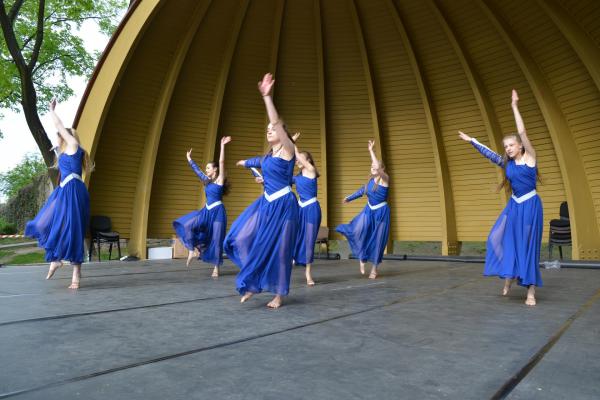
[147,0,243,238]
[89,0,200,237]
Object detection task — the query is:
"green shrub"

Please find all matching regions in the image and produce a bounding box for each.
[0,217,17,235]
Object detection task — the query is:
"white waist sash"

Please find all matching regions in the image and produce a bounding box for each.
[298,197,317,208]
[511,189,537,204]
[60,173,83,188]
[368,201,388,210]
[205,200,223,210]
[264,186,292,202]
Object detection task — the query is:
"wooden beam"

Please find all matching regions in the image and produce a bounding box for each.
[385,0,460,255]
[203,0,251,175]
[429,0,508,208]
[128,0,212,259]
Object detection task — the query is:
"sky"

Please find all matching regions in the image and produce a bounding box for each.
[0,21,113,177]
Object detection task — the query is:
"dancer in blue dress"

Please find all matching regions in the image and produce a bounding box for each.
[173,137,231,278]
[292,141,322,286]
[459,89,542,306]
[224,73,299,308]
[337,140,390,279]
[25,99,92,289]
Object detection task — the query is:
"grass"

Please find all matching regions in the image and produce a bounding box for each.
[0,249,16,260]
[0,237,32,245]
[6,251,46,265]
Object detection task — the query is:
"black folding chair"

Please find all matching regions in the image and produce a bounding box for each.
[548,202,571,260]
[89,216,121,262]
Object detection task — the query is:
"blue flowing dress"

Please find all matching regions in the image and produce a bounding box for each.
[173,159,226,266]
[25,147,90,264]
[336,179,390,266]
[293,174,321,266]
[224,154,299,295]
[471,139,543,287]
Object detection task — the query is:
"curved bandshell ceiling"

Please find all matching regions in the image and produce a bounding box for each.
[75,0,600,260]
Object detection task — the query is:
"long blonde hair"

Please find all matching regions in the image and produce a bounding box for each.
[52,128,94,179]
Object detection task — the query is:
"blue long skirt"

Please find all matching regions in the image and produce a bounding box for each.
[336,204,390,266]
[294,201,321,266]
[173,205,226,266]
[224,193,298,296]
[25,181,90,264]
[484,195,543,287]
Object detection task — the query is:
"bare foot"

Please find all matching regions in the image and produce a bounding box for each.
[186,251,194,267]
[267,295,282,309]
[525,286,536,306]
[306,265,315,286]
[211,266,219,278]
[69,265,81,289]
[369,266,377,280]
[240,292,254,303]
[360,261,365,275]
[46,261,63,280]
[502,279,513,296]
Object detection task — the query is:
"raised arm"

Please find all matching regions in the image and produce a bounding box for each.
[49,99,78,151]
[511,89,536,160]
[458,131,504,167]
[293,132,317,177]
[216,136,231,185]
[186,149,210,183]
[258,73,295,159]
[368,140,389,186]
[344,186,366,203]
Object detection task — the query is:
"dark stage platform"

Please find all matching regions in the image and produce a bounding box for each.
[0,259,598,399]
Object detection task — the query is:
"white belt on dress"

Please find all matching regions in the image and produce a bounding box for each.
[264,186,292,202]
[511,189,537,204]
[59,173,83,188]
[298,197,317,208]
[205,201,223,210]
[368,201,388,210]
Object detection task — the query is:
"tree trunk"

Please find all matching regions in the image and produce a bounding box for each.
[20,69,58,186]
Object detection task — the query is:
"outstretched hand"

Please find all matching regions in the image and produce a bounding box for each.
[186,149,193,162]
[292,132,301,142]
[258,73,275,97]
[221,136,232,146]
[236,160,245,167]
[368,140,375,152]
[458,131,472,142]
[511,89,519,107]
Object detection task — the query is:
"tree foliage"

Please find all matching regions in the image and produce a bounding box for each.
[0,152,47,199]
[0,0,127,173]
[0,0,127,111]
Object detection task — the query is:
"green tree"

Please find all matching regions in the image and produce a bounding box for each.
[0,152,46,198]
[0,0,127,177]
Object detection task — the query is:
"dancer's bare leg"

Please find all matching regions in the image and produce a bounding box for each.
[212,266,219,278]
[240,292,254,303]
[369,265,377,279]
[186,250,194,267]
[359,261,365,275]
[46,261,63,280]
[267,295,282,308]
[68,264,81,289]
[502,278,514,296]
[525,285,536,306]
[306,264,315,286]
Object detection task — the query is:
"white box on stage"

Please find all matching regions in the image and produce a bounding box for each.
[148,246,173,260]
